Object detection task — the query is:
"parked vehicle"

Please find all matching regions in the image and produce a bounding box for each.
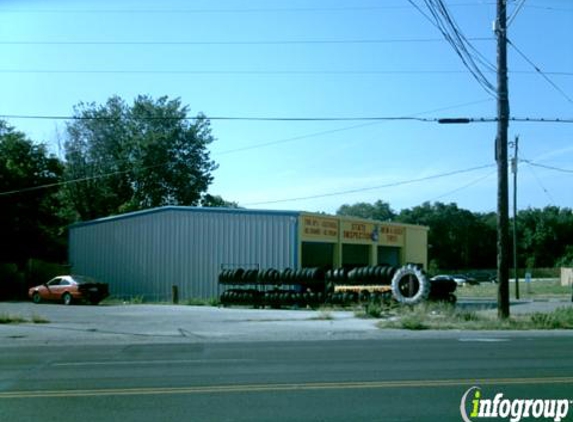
[428,275,458,303]
[466,271,497,284]
[28,275,109,305]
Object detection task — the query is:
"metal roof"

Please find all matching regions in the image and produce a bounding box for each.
[70,206,301,228]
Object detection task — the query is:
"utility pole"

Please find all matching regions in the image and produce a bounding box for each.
[511,135,519,300]
[495,0,510,319]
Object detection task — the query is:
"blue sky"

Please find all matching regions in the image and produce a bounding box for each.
[0,0,571,214]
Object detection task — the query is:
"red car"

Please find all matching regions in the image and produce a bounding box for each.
[28,275,109,305]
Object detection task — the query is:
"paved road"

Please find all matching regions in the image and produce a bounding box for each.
[2,337,573,422]
[1,302,573,421]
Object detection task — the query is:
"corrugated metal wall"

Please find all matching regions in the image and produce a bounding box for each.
[69,207,299,301]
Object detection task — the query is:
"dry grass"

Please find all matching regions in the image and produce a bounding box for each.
[376,302,573,330]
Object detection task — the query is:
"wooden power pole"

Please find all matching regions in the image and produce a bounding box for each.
[496,0,510,319]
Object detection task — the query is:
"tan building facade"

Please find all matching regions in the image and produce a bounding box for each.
[298,212,428,270]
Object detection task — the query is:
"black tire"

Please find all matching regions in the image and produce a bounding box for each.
[391,265,430,305]
[32,292,41,304]
[375,266,384,281]
[359,290,371,303]
[62,292,73,306]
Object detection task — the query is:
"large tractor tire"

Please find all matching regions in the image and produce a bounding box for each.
[391,264,430,305]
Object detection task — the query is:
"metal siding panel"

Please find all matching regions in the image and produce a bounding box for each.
[69,208,297,301]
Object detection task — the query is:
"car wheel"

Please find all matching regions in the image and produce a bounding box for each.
[32,292,41,304]
[62,292,73,306]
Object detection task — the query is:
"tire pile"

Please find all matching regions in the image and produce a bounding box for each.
[219,267,326,308]
[219,264,449,308]
[218,267,325,287]
[326,265,398,285]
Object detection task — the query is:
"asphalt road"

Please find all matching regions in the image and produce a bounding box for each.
[2,337,573,422]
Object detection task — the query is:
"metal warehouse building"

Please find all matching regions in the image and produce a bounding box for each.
[69,207,428,301]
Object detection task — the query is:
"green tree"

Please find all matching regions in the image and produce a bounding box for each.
[397,202,495,269]
[336,200,396,221]
[0,121,66,263]
[201,194,239,208]
[63,95,218,220]
[516,206,573,268]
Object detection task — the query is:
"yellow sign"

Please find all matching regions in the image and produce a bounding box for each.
[379,224,405,246]
[341,221,374,242]
[341,220,404,246]
[300,214,339,241]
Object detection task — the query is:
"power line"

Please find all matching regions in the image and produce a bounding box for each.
[217,98,495,155]
[507,0,527,26]
[507,38,573,104]
[407,0,497,97]
[1,68,569,76]
[524,162,556,204]
[0,4,497,14]
[0,99,496,197]
[0,161,168,197]
[0,37,494,46]
[2,113,571,123]
[0,69,504,75]
[428,169,496,202]
[244,164,496,206]
[0,114,440,122]
[521,160,573,174]
[523,4,573,13]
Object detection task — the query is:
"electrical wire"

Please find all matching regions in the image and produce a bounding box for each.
[0,69,500,75]
[508,0,527,27]
[0,114,440,122]
[521,160,573,174]
[524,162,556,204]
[216,98,495,155]
[407,0,497,97]
[2,113,571,123]
[0,161,168,197]
[0,99,496,197]
[0,37,494,46]
[507,38,573,105]
[244,164,496,206]
[0,4,497,14]
[428,169,496,202]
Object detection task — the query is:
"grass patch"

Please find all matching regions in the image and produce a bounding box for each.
[101,295,147,305]
[185,297,220,307]
[529,307,573,329]
[457,278,570,300]
[0,313,28,324]
[354,302,398,319]
[30,313,50,324]
[0,312,50,324]
[376,302,573,330]
[309,311,334,321]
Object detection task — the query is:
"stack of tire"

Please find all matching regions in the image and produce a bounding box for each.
[219,264,434,307]
[218,268,259,285]
[220,289,262,307]
[263,289,325,309]
[219,267,326,308]
[346,265,397,285]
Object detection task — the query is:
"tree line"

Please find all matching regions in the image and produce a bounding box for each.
[337,200,573,271]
